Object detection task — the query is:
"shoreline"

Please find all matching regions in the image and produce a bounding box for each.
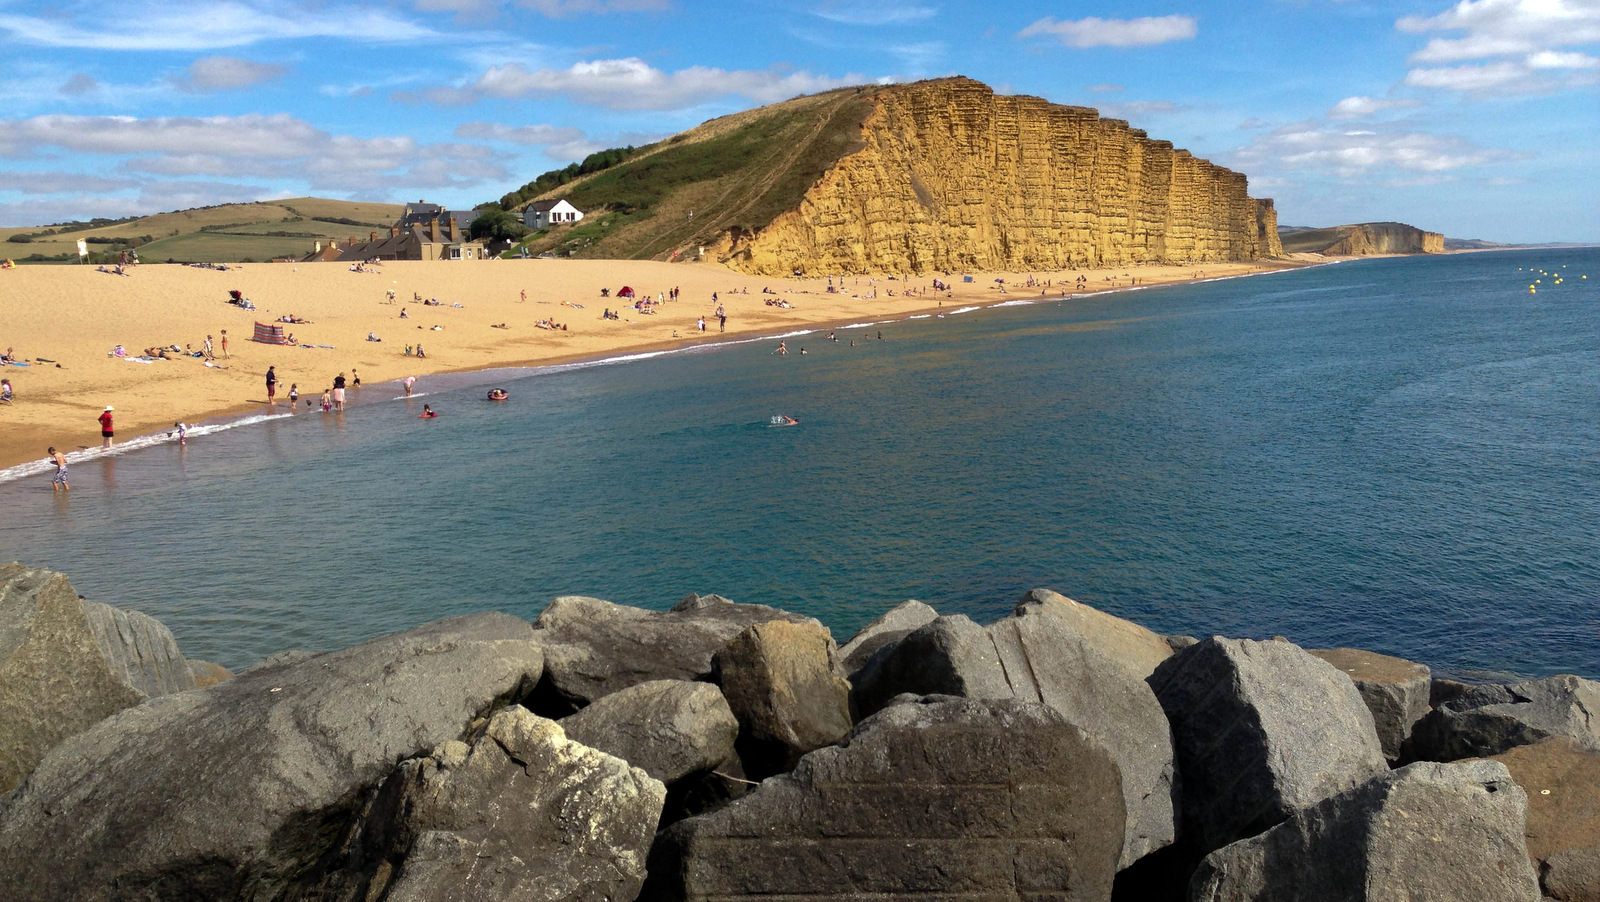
[0,257,1316,479]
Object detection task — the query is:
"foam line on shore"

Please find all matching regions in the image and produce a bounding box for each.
[0,412,293,485]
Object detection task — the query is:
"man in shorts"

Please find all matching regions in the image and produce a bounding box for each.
[48,447,68,492]
[98,406,114,448]
[266,366,277,406]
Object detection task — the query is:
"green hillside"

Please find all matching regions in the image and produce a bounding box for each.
[1,198,405,264]
[508,86,876,261]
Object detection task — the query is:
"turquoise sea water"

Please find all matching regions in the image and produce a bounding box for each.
[2,248,1597,678]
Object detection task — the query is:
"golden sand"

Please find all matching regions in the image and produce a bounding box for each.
[0,258,1302,471]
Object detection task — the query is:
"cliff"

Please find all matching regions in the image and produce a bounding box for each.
[731,78,1280,274]
[1280,222,1444,256]
[517,78,1282,273]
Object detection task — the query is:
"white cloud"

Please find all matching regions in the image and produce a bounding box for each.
[1527,49,1600,67]
[812,3,936,26]
[0,1,438,51]
[0,171,140,194]
[1234,122,1514,178]
[1087,83,1124,93]
[415,0,499,20]
[1403,58,1600,92]
[1097,100,1187,119]
[468,58,870,110]
[456,122,586,146]
[1018,15,1198,49]
[516,0,670,16]
[1398,0,1600,63]
[173,56,286,93]
[1327,96,1422,119]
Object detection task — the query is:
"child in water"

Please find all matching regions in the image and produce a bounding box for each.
[320,389,332,412]
[419,404,438,419]
[288,383,299,406]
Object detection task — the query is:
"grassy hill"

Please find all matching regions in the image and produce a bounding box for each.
[510,86,876,261]
[1,198,406,264]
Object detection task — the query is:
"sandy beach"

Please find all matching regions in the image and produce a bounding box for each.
[0,257,1306,472]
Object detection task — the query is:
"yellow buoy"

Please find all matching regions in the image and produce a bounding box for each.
[1530,288,1537,293]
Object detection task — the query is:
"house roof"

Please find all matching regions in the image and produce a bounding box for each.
[527,199,576,212]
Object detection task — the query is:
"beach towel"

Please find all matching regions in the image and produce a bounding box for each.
[252,322,292,345]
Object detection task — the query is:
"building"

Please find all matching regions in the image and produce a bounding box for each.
[301,202,486,263]
[523,199,584,230]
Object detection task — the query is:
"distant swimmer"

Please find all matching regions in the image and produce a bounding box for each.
[768,415,799,427]
[774,339,788,356]
[419,404,438,419]
[487,388,509,401]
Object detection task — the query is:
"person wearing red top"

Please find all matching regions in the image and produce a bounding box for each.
[98,406,114,448]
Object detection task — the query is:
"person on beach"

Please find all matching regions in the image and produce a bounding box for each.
[289,384,299,407]
[415,344,426,359]
[98,406,114,448]
[403,375,417,397]
[172,421,187,446]
[203,335,214,359]
[265,367,277,407]
[220,330,229,357]
[48,447,68,492]
[1,378,12,403]
[332,373,347,411]
[698,316,706,332]
[520,290,526,303]
[351,369,361,388]
[320,389,332,412]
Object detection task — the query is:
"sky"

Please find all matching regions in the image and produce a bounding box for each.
[0,0,1595,242]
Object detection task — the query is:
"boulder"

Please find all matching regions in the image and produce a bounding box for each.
[1407,675,1600,762]
[79,598,196,698]
[532,595,825,711]
[1308,647,1431,761]
[713,620,852,777]
[835,600,939,677]
[850,591,1176,869]
[349,707,665,902]
[0,613,545,902]
[560,680,739,785]
[644,695,1125,902]
[0,564,144,795]
[1191,760,1540,901]
[188,659,234,688]
[1491,739,1600,901]
[1149,637,1387,854]
[1430,677,1474,708]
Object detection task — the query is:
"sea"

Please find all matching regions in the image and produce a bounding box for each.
[2,248,1596,679]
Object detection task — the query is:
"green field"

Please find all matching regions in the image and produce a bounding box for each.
[2,198,405,264]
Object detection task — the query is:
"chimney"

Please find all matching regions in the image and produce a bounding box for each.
[430,216,441,243]
[390,226,399,237]
[371,231,378,242]
[349,236,357,248]
[314,240,322,253]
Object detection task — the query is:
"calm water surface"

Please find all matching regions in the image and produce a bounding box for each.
[3,248,1597,678]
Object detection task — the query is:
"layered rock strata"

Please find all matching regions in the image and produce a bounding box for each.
[734,77,1280,274]
[1280,221,1444,255]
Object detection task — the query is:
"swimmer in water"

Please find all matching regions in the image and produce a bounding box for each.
[419,404,438,418]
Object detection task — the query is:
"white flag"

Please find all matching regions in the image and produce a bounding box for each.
[76,240,88,257]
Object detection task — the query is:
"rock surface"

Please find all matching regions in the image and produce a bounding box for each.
[0,563,144,795]
[1309,647,1431,761]
[1491,739,1600,901]
[713,620,852,777]
[188,658,234,687]
[1279,221,1444,256]
[1150,637,1388,854]
[359,707,665,902]
[850,591,1175,869]
[1407,674,1600,762]
[645,695,1126,902]
[79,598,196,698]
[1191,760,1540,901]
[532,595,823,711]
[734,77,1282,276]
[836,599,939,677]
[561,680,739,785]
[0,613,545,902]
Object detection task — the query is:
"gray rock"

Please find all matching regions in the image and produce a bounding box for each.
[0,564,144,795]
[561,680,739,784]
[79,599,196,698]
[0,613,545,902]
[1407,675,1600,762]
[1491,739,1600,901]
[188,659,234,688]
[645,695,1126,902]
[713,620,852,777]
[1150,637,1388,854]
[1309,647,1431,761]
[1166,634,1200,651]
[1191,760,1540,902]
[533,595,824,710]
[673,594,735,611]
[836,600,939,677]
[365,707,665,902]
[1544,849,1600,902]
[1430,677,1475,709]
[850,591,1176,869]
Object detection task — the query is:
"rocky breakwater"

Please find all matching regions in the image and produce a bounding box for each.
[0,563,1591,901]
[732,76,1282,276]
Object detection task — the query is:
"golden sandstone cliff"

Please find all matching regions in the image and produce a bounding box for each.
[1279,222,1445,256]
[729,78,1282,276]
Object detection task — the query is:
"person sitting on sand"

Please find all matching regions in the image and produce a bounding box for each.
[368,332,381,342]
[1,378,13,403]
[415,344,426,359]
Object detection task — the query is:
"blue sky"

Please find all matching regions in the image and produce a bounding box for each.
[0,0,1595,242]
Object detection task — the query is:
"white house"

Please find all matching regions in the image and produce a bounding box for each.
[524,199,584,229]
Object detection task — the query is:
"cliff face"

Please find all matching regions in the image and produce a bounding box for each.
[1280,222,1444,256]
[731,78,1279,275]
